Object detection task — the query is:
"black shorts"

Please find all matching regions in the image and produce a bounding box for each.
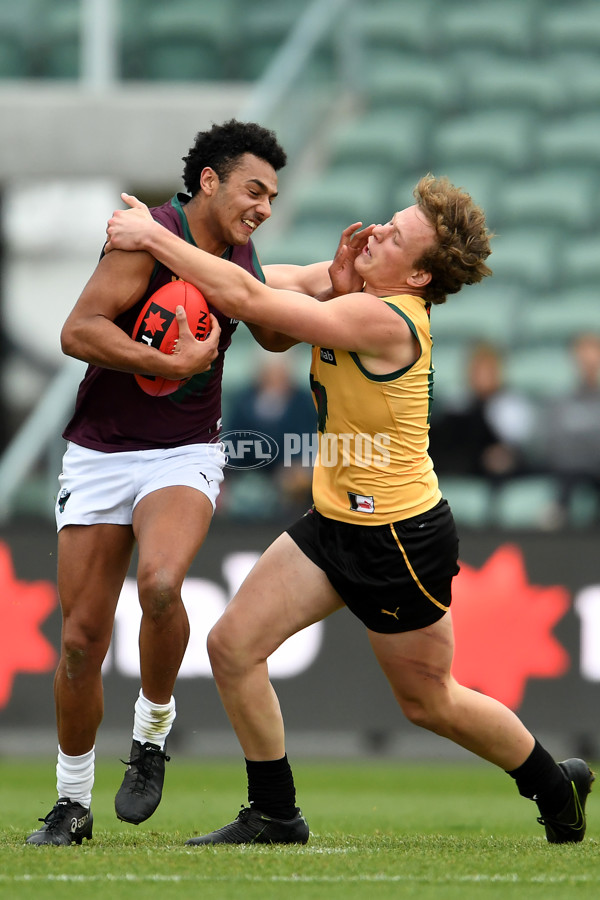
[286,500,459,634]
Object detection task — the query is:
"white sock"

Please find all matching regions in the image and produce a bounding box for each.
[56,745,95,808]
[132,689,176,749]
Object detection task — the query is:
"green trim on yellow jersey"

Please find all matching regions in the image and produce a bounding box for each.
[349,302,422,382]
[310,293,440,525]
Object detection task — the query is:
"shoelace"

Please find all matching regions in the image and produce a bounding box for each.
[38,803,70,826]
[208,807,259,840]
[120,748,170,788]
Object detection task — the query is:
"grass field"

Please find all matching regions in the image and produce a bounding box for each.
[0,757,598,900]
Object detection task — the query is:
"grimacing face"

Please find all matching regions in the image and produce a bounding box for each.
[208,153,279,247]
[355,205,436,294]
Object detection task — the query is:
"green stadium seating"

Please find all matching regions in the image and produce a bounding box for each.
[328,110,433,185]
[437,476,493,529]
[0,1,38,77]
[431,111,536,171]
[569,483,600,529]
[560,237,600,288]
[516,290,600,347]
[494,169,599,231]
[119,0,150,79]
[460,57,567,115]
[431,283,521,349]
[437,0,540,55]
[430,341,472,402]
[539,2,600,53]
[0,37,28,79]
[234,0,318,80]
[261,223,343,267]
[504,345,577,398]
[350,0,438,55]
[483,227,560,292]
[361,53,461,115]
[137,0,236,81]
[32,0,81,79]
[536,113,600,167]
[493,476,561,529]
[291,165,389,233]
[0,3,36,77]
[220,326,271,396]
[553,52,600,112]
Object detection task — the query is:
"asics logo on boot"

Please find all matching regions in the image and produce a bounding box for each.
[71,813,90,832]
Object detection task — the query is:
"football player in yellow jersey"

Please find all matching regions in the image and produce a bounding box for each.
[105,176,593,847]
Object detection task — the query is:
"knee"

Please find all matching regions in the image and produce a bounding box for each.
[137,565,182,621]
[207,620,250,681]
[398,693,449,733]
[61,619,109,678]
[207,621,234,675]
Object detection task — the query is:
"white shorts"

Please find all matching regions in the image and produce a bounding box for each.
[55,441,226,532]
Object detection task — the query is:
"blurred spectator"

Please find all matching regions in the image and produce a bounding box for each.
[221,357,316,520]
[537,332,600,527]
[429,341,536,484]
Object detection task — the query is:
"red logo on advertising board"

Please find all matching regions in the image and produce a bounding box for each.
[452,544,570,709]
[0,540,573,713]
[0,541,58,708]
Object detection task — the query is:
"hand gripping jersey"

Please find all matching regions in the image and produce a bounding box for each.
[309,294,441,525]
[63,194,265,452]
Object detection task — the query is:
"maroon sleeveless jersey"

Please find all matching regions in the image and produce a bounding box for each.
[63,194,265,451]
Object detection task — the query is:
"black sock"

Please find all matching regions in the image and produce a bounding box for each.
[245,755,297,820]
[507,739,570,816]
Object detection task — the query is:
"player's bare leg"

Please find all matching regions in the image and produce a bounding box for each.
[369,615,593,842]
[208,533,344,760]
[55,523,135,754]
[368,613,535,769]
[115,485,213,825]
[185,534,343,846]
[133,486,213,703]
[26,524,134,845]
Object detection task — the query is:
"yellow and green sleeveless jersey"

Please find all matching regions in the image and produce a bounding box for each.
[309,294,441,525]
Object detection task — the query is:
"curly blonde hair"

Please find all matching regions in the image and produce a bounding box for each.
[413,174,493,305]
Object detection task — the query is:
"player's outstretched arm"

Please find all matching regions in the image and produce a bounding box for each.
[106,194,311,327]
[263,222,375,302]
[106,194,409,358]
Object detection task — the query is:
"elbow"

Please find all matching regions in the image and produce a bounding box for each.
[60,324,74,357]
[262,333,298,352]
[60,320,82,359]
[247,325,297,352]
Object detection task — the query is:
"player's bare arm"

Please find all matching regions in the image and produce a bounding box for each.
[263,222,376,301]
[204,231,370,353]
[244,322,299,353]
[106,195,414,370]
[245,223,376,354]
[61,246,220,379]
[241,253,340,352]
[264,260,333,294]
